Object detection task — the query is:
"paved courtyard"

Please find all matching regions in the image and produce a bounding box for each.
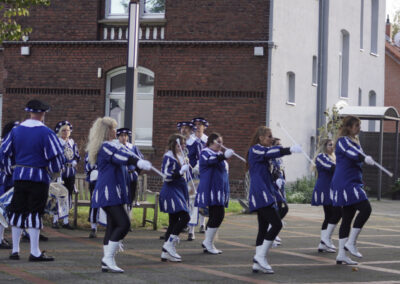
[0,200,399,283]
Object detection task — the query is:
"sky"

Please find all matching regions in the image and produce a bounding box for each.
[387,0,400,21]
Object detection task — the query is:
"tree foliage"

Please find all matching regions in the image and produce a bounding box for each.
[0,0,50,44]
[317,106,342,146]
[393,9,400,40]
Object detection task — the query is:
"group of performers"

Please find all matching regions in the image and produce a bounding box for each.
[0,99,376,275]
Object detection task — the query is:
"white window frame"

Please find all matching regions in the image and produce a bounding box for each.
[312,56,318,86]
[339,30,350,99]
[286,72,296,105]
[105,0,165,19]
[368,90,377,131]
[370,0,379,55]
[105,66,154,146]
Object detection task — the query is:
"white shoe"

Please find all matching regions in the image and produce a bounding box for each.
[162,235,181,259]
[161,250,181,262]
[345,228,363,258]
[202,228,221,254]
[320,228,335,250]
[274,236,281,243]
[336,238,358,265]
[101,242,124,273]
[252,240,274,274]
[318,242,335,253]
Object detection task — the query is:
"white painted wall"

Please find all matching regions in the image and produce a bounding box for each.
[269,0,385,181]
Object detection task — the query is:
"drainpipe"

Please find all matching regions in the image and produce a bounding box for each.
[266,0,274,127]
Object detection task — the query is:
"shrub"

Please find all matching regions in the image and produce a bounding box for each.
[285,176,316,204]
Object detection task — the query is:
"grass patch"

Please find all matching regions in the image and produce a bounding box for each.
[46,196,242,230]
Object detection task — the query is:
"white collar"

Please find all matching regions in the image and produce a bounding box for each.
[20,119,44,128]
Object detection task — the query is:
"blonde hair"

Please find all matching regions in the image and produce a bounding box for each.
[336,115,361,145]
[86,117,117,165]
[57,124,70,138]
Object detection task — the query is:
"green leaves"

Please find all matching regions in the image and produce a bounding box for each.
[317,106,342,147]
[0,0,50,43]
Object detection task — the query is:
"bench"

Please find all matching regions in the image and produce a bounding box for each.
[73,173,159,230]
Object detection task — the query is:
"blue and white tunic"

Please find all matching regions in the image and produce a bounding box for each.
[311,153,335,206]
[331,136,368,207]
[270,157,286,203]
[195,148,230,208]
[84,153,97,185]
[124,142,143,184]
[248,144,289,212]
[91,140,133,208]
[0,119,65,184]
[186,136,202,179]
[59,138,80,178]
[159,151,189,214]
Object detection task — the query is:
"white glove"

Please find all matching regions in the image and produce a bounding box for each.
[192,163,200,175]
[179,164,190,175]
[71,160,78,167]
[89,169,98,182]
[224,149,234,159]
[137,159,152,171]
[364,155,374,166]
[290,144,302,153]
[74,185,79,194]
[276,178,284,189]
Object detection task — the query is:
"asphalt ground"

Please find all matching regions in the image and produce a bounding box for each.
[0,200,399,284]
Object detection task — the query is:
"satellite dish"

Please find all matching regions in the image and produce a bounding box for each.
[394,32,400,47]
[335,100,349,109]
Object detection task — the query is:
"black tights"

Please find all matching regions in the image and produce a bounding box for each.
[165,211,190,241]
[339,200,372,239]
[321,205,342,230]
[277,201,288,219]
[256,205,283,246]
[207,205,225,228]
[102,205,130,245]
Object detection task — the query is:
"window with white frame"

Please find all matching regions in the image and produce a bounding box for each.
[105,0,165,19]
[106,66,154,146]
[370,0,379,54]
[312,56,317,85]
[339,30,350,98]
[368,90,376,131]
[287,72,295,104]
[360,0,364,49]
[358,88,362,106]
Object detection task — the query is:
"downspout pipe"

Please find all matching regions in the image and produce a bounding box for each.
[266,0,274,127]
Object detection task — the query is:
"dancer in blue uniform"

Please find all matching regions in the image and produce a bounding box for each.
[246,126,302,274]
[159,134,191,262]
[116,128,143,208]
[53,121,80,229]
[84,153,99,238]
[270,137,288,246]
[312,138,342,253]
[331,116,374,265]
[1,99,65,261]
[195,133,234,255]
[177,121,201,241]
[190,117,209,233]
[0,121,19,249]
[86,117,152,273]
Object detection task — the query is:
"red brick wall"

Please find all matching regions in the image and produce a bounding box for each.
[384,53,400,132]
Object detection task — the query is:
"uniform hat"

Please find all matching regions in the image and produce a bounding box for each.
[116,128,132,136]
[176,121,194,130]
[191,117,209,128]
[24,99,50,113]
[54,121,73,133]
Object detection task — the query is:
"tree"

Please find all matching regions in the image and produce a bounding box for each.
[317,106,342,146]
[392,9,400,39]
[0,0,50,44]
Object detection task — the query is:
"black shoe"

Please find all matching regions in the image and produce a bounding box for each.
[89,229,97,239]
[9,252,20,260]
[29,251,54,262]
[187,233,195,241]
[62,223,74,230]
[159,235,165,240]
[52,222,60,229]
[40,234,49,242]
[0,239,12,249]
[199,225,205,234]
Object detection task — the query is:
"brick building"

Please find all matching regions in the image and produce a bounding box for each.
[384,18,400,132]
[0,0,270,196]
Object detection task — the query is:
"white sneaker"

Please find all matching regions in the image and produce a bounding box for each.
[161,250,181,262]
[162,235,181,259]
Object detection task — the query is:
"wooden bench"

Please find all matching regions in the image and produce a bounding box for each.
[73,173,159,230]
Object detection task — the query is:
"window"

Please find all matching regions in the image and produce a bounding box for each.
[370,0,379,54]
[360,0,364,49]
[105,0,165,19]
[368,90,376,131]
[339,30,350,98]
[358,88,362,106]
[287,72,295,104]
[312,56,317,86]
[106,66,154,146]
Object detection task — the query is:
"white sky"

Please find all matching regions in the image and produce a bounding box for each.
[387,0,400,21]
